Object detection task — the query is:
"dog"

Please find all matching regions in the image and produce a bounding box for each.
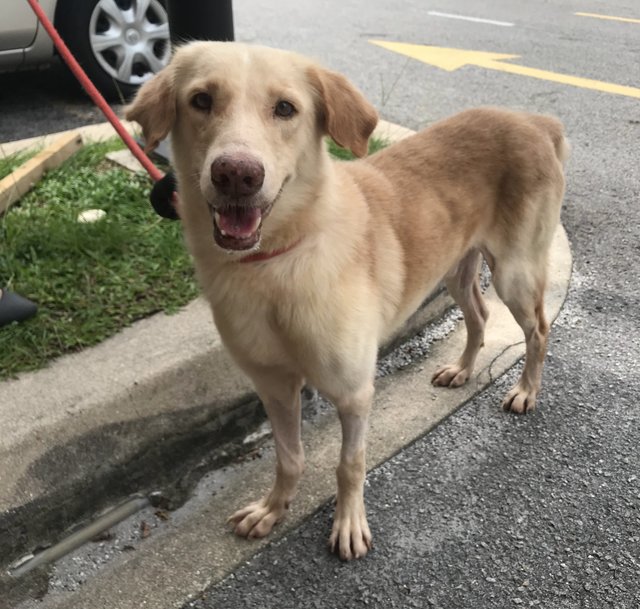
[126,41,567,560]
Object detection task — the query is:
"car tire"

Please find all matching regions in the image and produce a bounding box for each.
[54,0,170,102]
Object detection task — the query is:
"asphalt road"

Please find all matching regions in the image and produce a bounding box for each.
[190,364,640,608]
[0,60,115,143]
[3,0,639,606]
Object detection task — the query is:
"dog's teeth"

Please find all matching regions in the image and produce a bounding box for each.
[214,211,228,235]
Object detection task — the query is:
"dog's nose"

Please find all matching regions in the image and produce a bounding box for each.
[210,154,265,197]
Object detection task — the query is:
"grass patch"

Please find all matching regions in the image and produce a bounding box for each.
[327,136,388,160]
[0,136,387,380]
[0,147,39,180]
[0,139,198,379]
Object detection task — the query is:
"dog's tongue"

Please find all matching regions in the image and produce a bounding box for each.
[216,207,261,239]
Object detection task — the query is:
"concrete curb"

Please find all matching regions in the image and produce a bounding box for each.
[0,119,448,571]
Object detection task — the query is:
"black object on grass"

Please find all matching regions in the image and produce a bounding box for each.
[0,290,38,327]
[150,172,179,220]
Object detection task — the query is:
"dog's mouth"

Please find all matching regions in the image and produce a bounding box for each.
[211,205,269,251]
[209,178,289,251]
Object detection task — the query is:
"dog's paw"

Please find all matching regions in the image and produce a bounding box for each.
[328,505,372,561]
[227,498,288,539]
[502,384,537,414]
[431,364,470,388]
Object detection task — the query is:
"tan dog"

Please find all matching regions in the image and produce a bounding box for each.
[127,41,567,560]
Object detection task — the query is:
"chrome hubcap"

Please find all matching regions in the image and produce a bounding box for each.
[124,28,141,45]
[89,0,170,86]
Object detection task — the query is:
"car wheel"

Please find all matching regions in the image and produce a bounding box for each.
[54,0,170,102]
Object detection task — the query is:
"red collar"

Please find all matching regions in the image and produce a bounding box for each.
[239,239,302,263]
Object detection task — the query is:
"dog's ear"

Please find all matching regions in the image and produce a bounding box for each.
[125,67,176,152]
[307,67,378,158]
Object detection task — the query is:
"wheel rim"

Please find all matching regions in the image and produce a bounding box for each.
[89,0,170,87]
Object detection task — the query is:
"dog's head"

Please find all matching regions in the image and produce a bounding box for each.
[126,41,378,252]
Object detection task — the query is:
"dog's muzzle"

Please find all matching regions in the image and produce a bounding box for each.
[208,153,267,251]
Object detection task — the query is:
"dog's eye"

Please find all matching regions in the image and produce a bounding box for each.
[191,92,213,112]
[274,100,296,119]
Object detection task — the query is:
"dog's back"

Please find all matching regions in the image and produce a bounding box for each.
[348,107,567,339]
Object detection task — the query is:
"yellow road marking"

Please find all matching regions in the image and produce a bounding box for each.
[575,12,640,25]
[370,40,640,99]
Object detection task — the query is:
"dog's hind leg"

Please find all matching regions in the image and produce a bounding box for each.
[327,381,374,561]
[228,369,305,538]
[491,253,550,414]
[432,249,488,388]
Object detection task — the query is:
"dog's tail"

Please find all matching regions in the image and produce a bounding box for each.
[533,115,570,167]
[552,128,571,169]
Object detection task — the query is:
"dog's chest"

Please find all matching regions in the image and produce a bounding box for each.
[210,271,372,383]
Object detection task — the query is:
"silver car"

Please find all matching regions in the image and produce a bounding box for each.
[0,0,170,100]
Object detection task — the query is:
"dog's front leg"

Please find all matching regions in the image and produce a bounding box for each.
[228,370,305,538]
[328,382,374,560]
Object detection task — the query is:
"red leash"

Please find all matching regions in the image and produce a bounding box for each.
[25,0,164,183]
